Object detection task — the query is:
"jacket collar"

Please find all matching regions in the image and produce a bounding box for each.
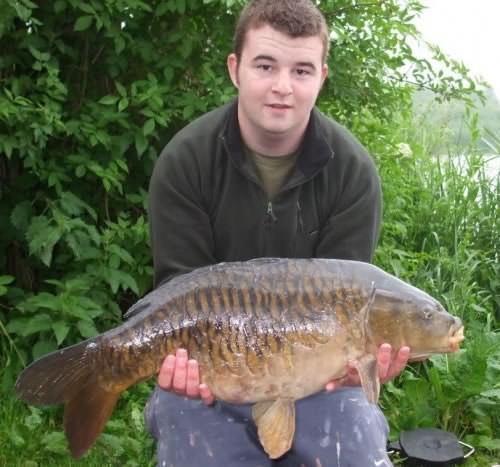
[222,99,334,179]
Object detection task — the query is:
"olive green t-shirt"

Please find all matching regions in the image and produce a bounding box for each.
[246,147,299,198]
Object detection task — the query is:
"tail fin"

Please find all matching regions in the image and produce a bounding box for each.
[15,340,96,405]
[15,340,122,458]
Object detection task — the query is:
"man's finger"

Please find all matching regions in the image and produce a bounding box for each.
[185,359,201,398]
[385,346,410,381]
[325,381,338,392]
[158,354,176,390]
[172,348,188,393]
[200,384,215,406]
[377,343,392,380]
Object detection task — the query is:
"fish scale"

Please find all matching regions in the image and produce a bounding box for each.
[15,258,464,459]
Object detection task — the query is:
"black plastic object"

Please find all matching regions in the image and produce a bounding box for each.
[388,428,475,466]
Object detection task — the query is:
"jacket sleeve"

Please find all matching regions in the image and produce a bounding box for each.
[148,144,216,287]
[315,146,382,263]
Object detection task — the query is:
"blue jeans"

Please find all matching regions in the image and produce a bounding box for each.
[145,387,392,467]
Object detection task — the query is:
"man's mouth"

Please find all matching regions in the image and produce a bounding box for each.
[267,104,291,109]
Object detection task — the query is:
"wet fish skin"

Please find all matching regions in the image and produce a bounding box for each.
[15,258,464,459]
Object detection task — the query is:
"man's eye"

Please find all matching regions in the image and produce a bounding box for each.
[296,69,310,76]
[258,64,272,71]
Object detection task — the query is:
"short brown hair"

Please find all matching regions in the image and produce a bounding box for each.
[233,0,330,63]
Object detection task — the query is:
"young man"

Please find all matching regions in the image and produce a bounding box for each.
[145,1,408,465]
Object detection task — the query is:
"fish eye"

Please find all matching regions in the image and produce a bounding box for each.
[424,309,433,319]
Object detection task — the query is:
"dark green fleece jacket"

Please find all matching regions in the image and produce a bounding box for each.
[149,100,382,287]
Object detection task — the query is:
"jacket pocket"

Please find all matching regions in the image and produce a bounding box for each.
[293,229,319,257]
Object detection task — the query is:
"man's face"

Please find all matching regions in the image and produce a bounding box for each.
[227,25,328,148]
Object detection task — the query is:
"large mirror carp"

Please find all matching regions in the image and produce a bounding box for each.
[15,258,464,459]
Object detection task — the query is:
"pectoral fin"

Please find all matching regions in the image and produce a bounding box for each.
[352,354,380,404]
[252,399,296,459]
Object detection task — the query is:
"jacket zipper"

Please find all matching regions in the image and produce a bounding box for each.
[266,201,277,224]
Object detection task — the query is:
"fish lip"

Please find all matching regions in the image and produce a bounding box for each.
[448,324,465,352]
[409,323,465,360]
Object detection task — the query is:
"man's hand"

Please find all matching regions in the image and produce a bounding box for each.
[158,348,215,405]
[325,344,410,392]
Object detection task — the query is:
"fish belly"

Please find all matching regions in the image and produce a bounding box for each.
[198,330,358,403]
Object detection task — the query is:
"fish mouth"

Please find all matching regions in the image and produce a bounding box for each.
[409,321,465,360]
[448,324,465,352]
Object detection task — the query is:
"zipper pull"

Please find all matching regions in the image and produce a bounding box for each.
[296,200,304,233]
[266,201,277,224]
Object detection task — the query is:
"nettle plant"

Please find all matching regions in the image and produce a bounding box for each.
[0,0,238,372]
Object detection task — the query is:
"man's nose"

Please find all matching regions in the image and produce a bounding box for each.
[271,70,292,95]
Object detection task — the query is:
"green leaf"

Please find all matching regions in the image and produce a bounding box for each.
[118,98,129,112]
[21,0,38,8]
[23,314,53,336]
[97,433,125,456]
[183,105,194,120]
[53,1,66,13]
[11,201,32,231]
[78,4,95,14]
[109,245,134,265]
[0,275,15,286]
[6,318,29,335]
[135,133,147,157]
[27,218,62,267]
[115,82,127,97]
[63,305,93,321]
[480,388,500,400]
[28,47,49,62]
[33,338,57,360]
[41,432,69,455]
[24,408,43,431]
[74,15,93,32]
[155,2,170,16]
[52,321,70,345]
[75,165,86,177]
[114,35,126,54]
[0,275,14,296]
[99,95,119,105]
[7,427,25,447]
[143,118,155,136]
[2,137,14,158]
[176,0,186,14]
[77,319,98,338]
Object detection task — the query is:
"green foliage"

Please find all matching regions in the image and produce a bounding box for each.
[0,383,156,466]
[0,0,496,464]
[364,110,500,459]
[382,331,500,452]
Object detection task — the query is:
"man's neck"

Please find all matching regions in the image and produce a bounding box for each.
[238,111,307,157]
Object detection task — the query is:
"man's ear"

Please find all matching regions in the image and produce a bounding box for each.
[320,63,329,87]
[227,53,240,88]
